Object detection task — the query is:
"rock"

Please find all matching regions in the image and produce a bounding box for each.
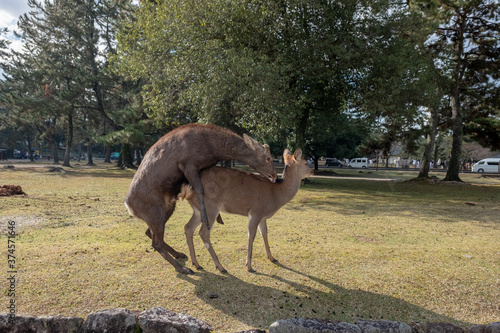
[469,323,500,333]
[80,308,139,333]
[46,166,65,173]
[356,320,412,333]
[138,307,212,333]
[0,313,83,333]
[270,318,361,333]
[208,292,219,299]
[422,323,464,333]
[3,165,14,169]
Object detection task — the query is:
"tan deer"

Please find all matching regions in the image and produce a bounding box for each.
[182,148,313,273]
[125,123,277,274]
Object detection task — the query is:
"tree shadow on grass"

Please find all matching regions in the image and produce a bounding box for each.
[178,262,473,331]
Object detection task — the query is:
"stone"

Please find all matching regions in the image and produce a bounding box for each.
[469,323,500,333]
[422,323,464,333]
[138,307,212,333]
[0,313,83,333]
[80,308,139,333]
[269,318,361,333]
[208,292,219,299]
[355,320,413,333]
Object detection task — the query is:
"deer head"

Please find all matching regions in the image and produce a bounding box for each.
[243,134,277,183]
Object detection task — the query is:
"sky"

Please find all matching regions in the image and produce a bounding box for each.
[0,0,31,54]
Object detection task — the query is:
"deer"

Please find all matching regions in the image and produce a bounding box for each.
[124,123,277,274]
[181,148,313,273]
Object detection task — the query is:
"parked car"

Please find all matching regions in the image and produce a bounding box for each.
[471,158,500,173]
[110,152,120,160]
[348,157,369,168]
[325,158,343,167]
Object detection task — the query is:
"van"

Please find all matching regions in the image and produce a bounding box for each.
[348,157,369,169]
[472,158,500,173]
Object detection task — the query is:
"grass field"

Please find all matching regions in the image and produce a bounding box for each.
[1,161,499,332]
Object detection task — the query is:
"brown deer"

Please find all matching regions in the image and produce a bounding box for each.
[182,148,313,273]
[125,123,277,274]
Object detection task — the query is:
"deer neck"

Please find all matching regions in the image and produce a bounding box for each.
[275,167,302,205]
[219,137,255,164]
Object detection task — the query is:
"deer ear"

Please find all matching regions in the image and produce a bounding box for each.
[263,144,270,153]
[293,148,302,161]
[283,149,291,161]
[243,134,259,151]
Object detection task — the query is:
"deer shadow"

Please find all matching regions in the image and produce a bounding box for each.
[178,262,472,331]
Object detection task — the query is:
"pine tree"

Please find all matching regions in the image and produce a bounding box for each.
[422,0,500,181]
[1,0,141,167]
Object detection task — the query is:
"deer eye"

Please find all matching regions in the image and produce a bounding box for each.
[266,157,271,162]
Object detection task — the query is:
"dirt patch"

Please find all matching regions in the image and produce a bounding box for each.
[0,185,26,196]
[0,215,46,234]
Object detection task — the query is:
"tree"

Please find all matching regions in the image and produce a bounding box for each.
[119,0,437,159]
[1,0,141,167]
[423,0,500,182]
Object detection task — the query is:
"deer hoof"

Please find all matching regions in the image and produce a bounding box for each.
[196,265,204,271]
[271,258,279,263]
[247,268,256,273]
[179,267,194,275]
[220,268,228,274]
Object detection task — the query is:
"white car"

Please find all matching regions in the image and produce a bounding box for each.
[472,158,500,173]
[348,157,369,168]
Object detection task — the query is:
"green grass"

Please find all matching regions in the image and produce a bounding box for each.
[1,162,499,332]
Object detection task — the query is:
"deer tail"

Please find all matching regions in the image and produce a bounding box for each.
[180,184,195,202]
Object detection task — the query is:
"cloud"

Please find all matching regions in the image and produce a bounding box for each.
[0,1,32,55]
[0,0,31,26]
[0,9,18,30]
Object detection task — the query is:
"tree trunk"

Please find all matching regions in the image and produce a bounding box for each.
[62,112,73,167]
[27,134,34,162]
[418,108,438,178]
[443,91,463,182]
[86,140,95,165]
[47,131,60,164]
[119,143,136,169]
[77,142,82,162]
[444,12,465,183]
[104,146,112,163]
[134,147,142,166]
[433,134,441,167]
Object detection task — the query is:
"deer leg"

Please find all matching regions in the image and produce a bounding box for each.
[180,165,210,230]
[246,217,262,273]
[146,227,187,259]
[199,216,226,273]
[138,197,189,273]
[184,210,203,270]
[149,225,193,274]
[258,220,277,263]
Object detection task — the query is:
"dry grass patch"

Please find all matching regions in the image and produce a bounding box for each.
[1,163,499,332]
